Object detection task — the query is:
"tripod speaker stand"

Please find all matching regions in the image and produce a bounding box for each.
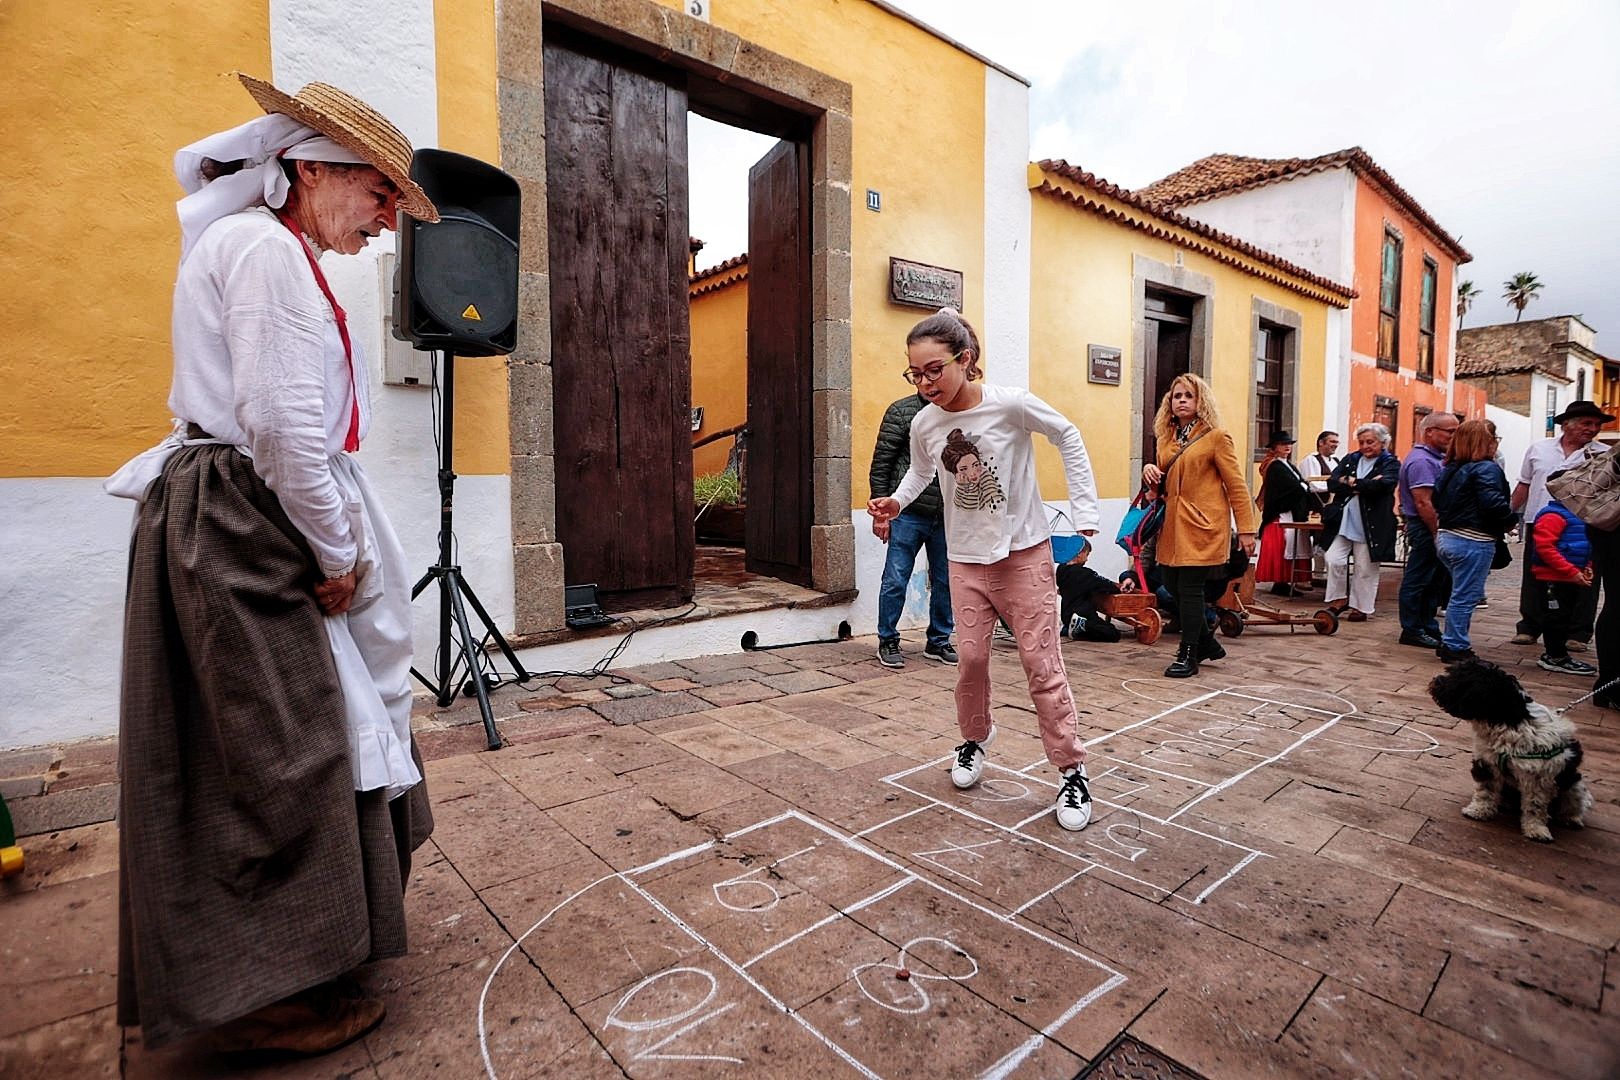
[396,149,527,750]
[410,351,530,750]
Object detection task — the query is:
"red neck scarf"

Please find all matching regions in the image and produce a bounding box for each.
[272,205,361,453]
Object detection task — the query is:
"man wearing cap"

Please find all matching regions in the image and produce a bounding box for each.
[106,75,438,1054]
[1509,400,1612,647]
[1395,411,1460,648]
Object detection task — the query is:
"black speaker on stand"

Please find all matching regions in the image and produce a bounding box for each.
[395,148,529,751]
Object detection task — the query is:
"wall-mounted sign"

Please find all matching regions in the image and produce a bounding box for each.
[889,257,964,311]
[1087,345,1122,385]
[866,189,881,212]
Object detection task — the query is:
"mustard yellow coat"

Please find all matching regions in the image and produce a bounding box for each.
[1155,422,1257,567]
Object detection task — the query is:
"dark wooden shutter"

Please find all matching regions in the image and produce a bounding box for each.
[744,139,812,584]
[544,38,693,608]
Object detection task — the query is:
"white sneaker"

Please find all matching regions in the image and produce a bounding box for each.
[949,725,996,789]
[1055,765,1093,831]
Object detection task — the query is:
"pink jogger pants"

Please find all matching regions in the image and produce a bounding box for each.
[948,541,1086,770]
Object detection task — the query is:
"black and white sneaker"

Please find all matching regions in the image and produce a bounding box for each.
[877,640,904,668]
[949,725,996,789]
[925,642,959,665]
[1539,654,1598,676]
[1055,765,1093,831]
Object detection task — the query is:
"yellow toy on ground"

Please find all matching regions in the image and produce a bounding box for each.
[0,791,23,877]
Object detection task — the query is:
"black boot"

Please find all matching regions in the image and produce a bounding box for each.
[1198,622,1226,662]
[1164,639,1200,678]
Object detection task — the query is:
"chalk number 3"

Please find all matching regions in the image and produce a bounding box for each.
[688,0,711,22]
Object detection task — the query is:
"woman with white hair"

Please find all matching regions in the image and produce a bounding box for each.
[1318,422,1401,620]
[106,75,439,1054]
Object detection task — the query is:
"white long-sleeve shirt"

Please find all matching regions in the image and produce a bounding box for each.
[168,207,368,576]
[890,384,1098,564]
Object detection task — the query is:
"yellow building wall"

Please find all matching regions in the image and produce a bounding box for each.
[650,0,988,507]
[433,0,508,473]
[0,0,511,477]
[689,279,750,477]
[0,0,272,477]
[1027,192,1333,502]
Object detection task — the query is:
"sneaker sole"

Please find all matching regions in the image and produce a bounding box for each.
[1055,811,1091,832]
[1538,661,1596,676]
[876,653,904,668]
[925,653,959,665]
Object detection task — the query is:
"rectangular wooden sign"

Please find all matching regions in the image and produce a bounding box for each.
[889,257,964,311]
[1088,345,1122,385]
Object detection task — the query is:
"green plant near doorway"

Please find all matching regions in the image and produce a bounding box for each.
[694,470,745,545]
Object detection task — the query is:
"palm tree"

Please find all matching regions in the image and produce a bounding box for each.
[1456,280,1481,325]
[1502,272,1544,322]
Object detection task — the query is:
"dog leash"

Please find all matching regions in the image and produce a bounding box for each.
[1557,674,1620,715]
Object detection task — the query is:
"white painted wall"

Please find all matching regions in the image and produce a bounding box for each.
[982,68,1032,390]
[1176,167,1356,285]
[1489,400,1536,494]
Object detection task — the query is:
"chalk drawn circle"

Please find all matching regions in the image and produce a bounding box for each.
[899,936,979,982]
[605,967,719,1032]
[853,961,931,1014]
[959,777,1031,803]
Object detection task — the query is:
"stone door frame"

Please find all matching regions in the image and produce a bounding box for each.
[499,0,855,633]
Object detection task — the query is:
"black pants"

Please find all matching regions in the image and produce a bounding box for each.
[1542,581,1584,659]
[1164,565,1213,650]
[1517,540,1598,641]
[1588,525,1620,696]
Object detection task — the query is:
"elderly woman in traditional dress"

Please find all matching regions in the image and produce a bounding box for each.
[107,75,438,1055]
[1319,421,1401,621]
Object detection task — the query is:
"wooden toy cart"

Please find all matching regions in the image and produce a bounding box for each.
[1099,591,1165,645]
[1214,565,1339,637]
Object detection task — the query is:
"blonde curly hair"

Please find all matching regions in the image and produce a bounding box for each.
[1152,373,1223,448]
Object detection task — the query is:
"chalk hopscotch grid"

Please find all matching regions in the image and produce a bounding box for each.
[879,759,1266,907]
[478,808,1125,1080]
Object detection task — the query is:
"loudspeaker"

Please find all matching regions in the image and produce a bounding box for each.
[394,149,520,357]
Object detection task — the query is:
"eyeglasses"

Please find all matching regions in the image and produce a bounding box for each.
[902,353,961,385]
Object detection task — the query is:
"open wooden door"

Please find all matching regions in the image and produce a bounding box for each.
[744,139,812,585]
[544,35,694,608]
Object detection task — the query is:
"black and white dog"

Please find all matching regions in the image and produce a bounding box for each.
[1427,658,1593,843]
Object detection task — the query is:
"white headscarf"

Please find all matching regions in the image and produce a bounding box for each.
[173,113,368,259]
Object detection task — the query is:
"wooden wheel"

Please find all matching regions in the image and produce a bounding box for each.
[1217,609,1244,637]
[1313,609,1340,635]
[1134,607,1163,646]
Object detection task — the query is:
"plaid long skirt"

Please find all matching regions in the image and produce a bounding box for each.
[116,443,432,1048]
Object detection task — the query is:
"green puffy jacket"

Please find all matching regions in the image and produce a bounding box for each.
[870,393,944,519]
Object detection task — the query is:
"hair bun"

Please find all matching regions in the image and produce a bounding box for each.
[936,306,960,318]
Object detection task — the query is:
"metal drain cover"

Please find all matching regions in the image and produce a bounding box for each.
[1079,1034,1208,1079]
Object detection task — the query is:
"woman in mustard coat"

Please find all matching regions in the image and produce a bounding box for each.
[1141,374,1258,678]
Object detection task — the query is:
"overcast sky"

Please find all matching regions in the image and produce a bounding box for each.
[690,1,1619,350]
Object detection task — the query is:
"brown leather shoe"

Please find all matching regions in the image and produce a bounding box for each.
[1344,608,1367,622]
[211,988,385,1057]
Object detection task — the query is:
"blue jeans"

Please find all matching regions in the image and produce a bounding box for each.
[1398,516,1448,636]
[877,510,953,647]
[1435,532,1495,652]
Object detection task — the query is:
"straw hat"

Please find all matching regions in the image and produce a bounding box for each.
[237,73,439,222]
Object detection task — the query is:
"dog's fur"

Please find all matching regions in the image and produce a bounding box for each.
[1427,658,1593,842]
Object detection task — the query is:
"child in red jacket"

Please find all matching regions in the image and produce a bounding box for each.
[1529,492,1597,676]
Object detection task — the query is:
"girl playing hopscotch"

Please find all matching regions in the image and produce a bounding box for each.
[868,309,1101,831]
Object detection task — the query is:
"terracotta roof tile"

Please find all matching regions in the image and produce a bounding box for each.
[1138,148,1470,263]
[689,253,748,297]
[1033,160,1356,307]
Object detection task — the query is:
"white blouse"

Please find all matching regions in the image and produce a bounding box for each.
[168,207,369,577]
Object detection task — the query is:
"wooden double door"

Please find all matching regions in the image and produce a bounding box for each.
[543,32,812,608]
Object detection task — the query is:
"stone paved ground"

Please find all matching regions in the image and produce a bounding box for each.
[3,568,1618,1078]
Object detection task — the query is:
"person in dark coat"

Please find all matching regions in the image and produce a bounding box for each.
[1319,422,1401,620]
[870,390,954,667]
[1056,536,1121,642]
[1254,430,1315,596]
[1432,419,1517,660]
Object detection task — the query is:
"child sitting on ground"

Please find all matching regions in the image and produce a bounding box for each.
[1529,480,1598,677]
[1056,537,1121,642]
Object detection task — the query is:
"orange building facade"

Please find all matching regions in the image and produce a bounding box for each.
[1347,174,1475,454]
[1140,149,1474,456]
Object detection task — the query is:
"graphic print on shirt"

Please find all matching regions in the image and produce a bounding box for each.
[942,428,1005,513]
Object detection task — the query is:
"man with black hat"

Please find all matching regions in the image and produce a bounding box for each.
[1509,400,1614,647]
